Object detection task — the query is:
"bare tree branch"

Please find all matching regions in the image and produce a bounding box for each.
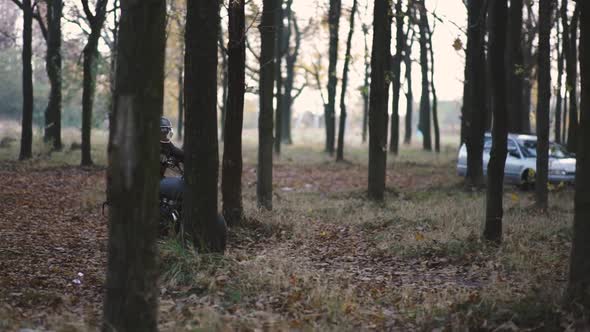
[291,83,307,101]
[81,0,95,23]
[10,0,24,10]
[245,34,260,62]
[11,0,48,41]
[33,9,47,41]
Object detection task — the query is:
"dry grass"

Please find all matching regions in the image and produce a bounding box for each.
[0,125,584,331]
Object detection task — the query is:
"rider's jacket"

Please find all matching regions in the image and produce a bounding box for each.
[160,141,184,177]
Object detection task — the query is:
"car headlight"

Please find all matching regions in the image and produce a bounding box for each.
[549,169,567,176]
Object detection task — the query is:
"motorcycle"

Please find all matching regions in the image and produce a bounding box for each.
[159,154,227,243]
[159,154,185,236]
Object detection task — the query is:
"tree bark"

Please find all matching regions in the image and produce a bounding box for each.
[426,16,440,153]
[417,0,431,151]
[361,22,370,144]
[567,5,580,153]
[222,0,245,226]
[19,0,33,161]
[257,0,277,210]
[555,1,565,143]
[389,0,404,155]
[522,2,535,134]
[282,8,298,145]
[461,1,470,147]
[184,0,226,252]
[274,0,285,155]
[219,26,228,142]
[484,42,493,132]
[535,0,552,210]
[107,0,118,135]
[563,89,568,143]
[102,0,165,329]
[506,0,524,134]
[177,61,184,140]
[81,0,109,166]
[336,0,358,161]
[44,0,62,151]
[368,0,391,201]
[483,0,508,244]
[464,0,487,187]
[325,0,341,155]
[567,0,590,309]
[404,27,415,145]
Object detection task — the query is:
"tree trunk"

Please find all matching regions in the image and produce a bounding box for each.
[184,0,226,252]
[567,5,580,153]
[361,23,370,144]
[535,0,552,210]
[336,0,358,161]
[257,0,277,210]
[522,2,535,134]
[417,0,431,151]
[219,27,228,142]
[368,0,391,201]
[426,17,440,153]
[404,29,414,145]
[555,2,564,144]
[563,90,568,143]
[274,0,285,155]
[506,0,524,134]
[107,0,118,133]
[102,0,165,329]
[485,43,493,132]
[389,0,404,155]
[81,0,109,166]
[483,0,508,244]
[282,8,297,145]
[461,8,470,148]
[222,0,245,226]
[325,0,341,155]
[567,0,590,309]
[81,37,99,166]
[19,0,33,161]
[44,0,62,151]
[464,0,487,187]
[177,61,184,140]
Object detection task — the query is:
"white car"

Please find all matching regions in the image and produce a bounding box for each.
[457,133,576,187]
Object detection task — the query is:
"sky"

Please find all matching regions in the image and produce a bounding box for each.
[287,0,468,115]
[56,0,469,117]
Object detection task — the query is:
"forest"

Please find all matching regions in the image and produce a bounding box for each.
[0,0,589,330]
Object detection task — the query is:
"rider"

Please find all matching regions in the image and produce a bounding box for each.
[160,116,184,177]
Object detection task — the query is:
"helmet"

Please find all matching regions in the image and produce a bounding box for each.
[160,116,174,142]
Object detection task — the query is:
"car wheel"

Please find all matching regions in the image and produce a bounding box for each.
[520,169,535,191]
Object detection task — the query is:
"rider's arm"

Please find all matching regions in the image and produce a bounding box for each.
[169,143,184,162]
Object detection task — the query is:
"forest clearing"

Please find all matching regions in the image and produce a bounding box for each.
[1,0,589,329]
[0,131,576,330]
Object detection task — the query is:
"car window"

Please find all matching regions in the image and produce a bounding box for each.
[483,139,518,154]
[519,140,572,159]
[550,144,571,158]
[508,140,518,151]
[521,140,537,158]
[507,140,520,158]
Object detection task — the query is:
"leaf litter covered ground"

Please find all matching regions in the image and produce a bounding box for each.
[0,144,584,331]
